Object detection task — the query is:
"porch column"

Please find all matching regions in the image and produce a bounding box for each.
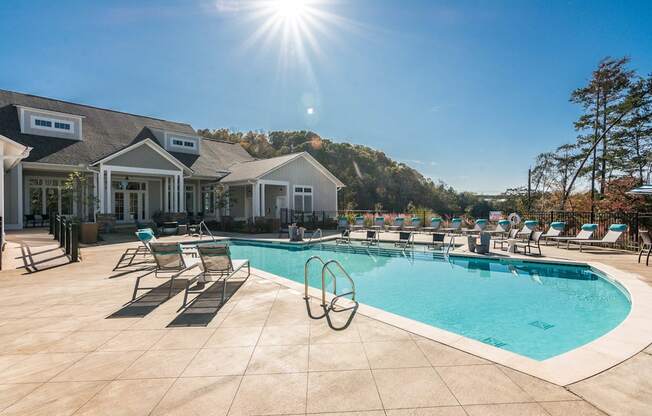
[260,183,266,217]
[172,174,178,212]
[105,168,112,214]
[252,182,260,220]
[17,163,23,229]
[164,177,169,212]
[98,167,105,213]
[179,175,185,212]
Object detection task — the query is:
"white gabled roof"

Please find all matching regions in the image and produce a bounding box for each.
[1,134,32,170]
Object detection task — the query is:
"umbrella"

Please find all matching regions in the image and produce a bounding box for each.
[627,184,652,195]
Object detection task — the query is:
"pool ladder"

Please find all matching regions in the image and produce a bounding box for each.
[303,256,358,330]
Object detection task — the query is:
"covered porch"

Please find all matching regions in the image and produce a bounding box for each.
[227,180,289,222]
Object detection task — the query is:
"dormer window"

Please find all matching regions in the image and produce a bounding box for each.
[164,132,200,154]
[17,106,82,140]
[31,116,75,133]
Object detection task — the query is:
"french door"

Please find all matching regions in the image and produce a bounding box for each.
[113,190,147,223]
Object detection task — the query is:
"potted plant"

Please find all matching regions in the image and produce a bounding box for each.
[62,171,99,244]
[214,185,236,231]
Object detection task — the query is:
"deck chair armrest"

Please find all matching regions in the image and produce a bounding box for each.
[170,263,200,279]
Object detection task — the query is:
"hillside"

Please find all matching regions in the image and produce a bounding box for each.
[198,129,482,214]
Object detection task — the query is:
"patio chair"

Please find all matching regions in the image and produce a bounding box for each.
[462,219,488,234]
[638,230,651,266]
[516,220,538,240]
[336,229,351,245]
[132,242,200,301]
[337,217,349,231]
[541,221,565,245]
[486,220,511,237]
[361,230,379,246]
[388,217,405,231]
[182,244,250,308]
[372,216,385,231]
[441,218,462,233]
[422,217,443,233]
[404,217,422,231]
[351,215,365,231]
[24,214,36,228]
[394,231,413,249]
[569,224,627,252]
[428,232,446,250]
[493,228,519,250]
[513,231,543,256]
[549,224,597,248]
[113,228,158,270]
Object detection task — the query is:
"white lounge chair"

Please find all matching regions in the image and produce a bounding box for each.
[182,243,250,308]
[486,220,511,237]
[388,217,405,231]
[516,220,538,240]
[541,221,565,245]
[372,216,385,230]
[569,224,627,252]
[351,215,365,231]
[422,217,443,233]
[441,218,462,233]
[550,224,597,248]
[404,217,421,231]
[462,219,488,234]
[513,231,543,255]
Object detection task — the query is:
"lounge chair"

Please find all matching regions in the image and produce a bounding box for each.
[351,215,365,231]
[388,217,405,231]
[132,242,200,301]
[569,224,627,252]
[182,243,250,308]
[394,231,413,248]
[337,217,349,231]
[513,231,543,255]
[516,220,538,240]
[638,230,651,266]
[486,220,511,237]
[549,224,597,248]
[404,217,421,231]
[422,217,443,233]
[462,219,488,234]
[113,228,158,270]
[336,229,351,245]
[541,221,565,245]
[361,230,379,246]
[493,228,519,250]
[428,233,446,250]
[441,218,462,233]
[372,216,385,231]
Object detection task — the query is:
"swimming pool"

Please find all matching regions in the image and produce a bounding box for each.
[225,240,631,360]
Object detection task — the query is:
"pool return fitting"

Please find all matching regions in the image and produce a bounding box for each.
[304,256,358,330]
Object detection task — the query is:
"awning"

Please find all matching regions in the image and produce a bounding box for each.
[627,184,652,195]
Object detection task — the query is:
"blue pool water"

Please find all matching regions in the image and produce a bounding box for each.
[225,240,631,360]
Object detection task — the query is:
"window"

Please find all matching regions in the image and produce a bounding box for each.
[26,177,73,217]
[201,185,215,214]
[169,136,196,149]
[31,115,75,133]
[293,185,313,212]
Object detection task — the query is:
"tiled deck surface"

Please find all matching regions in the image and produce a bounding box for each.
[0,230,649,415]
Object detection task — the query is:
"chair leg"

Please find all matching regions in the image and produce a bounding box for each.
[132,275,143,301]
[639,249,643,263]
[647,248,651,266]
[168,275,175,298]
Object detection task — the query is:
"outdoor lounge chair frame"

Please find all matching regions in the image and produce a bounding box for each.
[132,242,200,301]
[568,229,626,252]
[182,244,250,309]
[512,231,543,256]
[361,230,379,246]
[549,227,596,249]
[428,233,447,250]
[394,231,414,249]
[493,229,519,250]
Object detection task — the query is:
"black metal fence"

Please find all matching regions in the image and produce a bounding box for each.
[280,209,340,229]
[49,214,80,262]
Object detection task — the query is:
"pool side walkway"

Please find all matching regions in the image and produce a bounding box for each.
[0,230,648,415]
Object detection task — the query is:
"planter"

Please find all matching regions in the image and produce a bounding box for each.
[80,222,99,244]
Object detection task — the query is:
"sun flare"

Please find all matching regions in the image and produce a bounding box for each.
[274,0,307,20]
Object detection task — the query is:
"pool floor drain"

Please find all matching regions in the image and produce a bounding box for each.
[482,337,507,348]
[529,320,555,330]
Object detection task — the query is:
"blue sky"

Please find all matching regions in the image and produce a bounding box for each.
[1,0,651,193]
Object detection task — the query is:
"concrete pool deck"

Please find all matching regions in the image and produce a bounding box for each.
[0,229,650,415]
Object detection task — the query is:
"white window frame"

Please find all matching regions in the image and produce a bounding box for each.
[24,176,76,216]
[168,135,197,150]
[30,115,75,134]
[293,185,313,212]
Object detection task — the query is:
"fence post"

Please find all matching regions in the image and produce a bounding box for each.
[0,216,3,271]
[70,222,79,262]
[59,217,65,247]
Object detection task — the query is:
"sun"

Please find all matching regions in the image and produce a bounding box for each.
[274,0,307,20]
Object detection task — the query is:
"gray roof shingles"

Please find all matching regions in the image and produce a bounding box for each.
[0,89,253,176]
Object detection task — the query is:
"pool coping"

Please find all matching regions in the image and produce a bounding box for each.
[229,239,652,386]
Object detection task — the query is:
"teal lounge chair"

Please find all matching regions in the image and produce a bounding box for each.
[570,224,627,252]
[550,224,597,248]
[422,217,443,233]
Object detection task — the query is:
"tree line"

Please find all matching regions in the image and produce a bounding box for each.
[523,56,652,213]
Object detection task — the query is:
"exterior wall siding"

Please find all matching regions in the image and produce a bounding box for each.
[104,145,180,171]
[262,157,338,212]
[3,166,19,225]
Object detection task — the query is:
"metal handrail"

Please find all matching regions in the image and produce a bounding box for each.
[306,228,322,244]
[444,233,455,258]
[321,259,356,304]
[198,220,216,242]
[304,255,337,303]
